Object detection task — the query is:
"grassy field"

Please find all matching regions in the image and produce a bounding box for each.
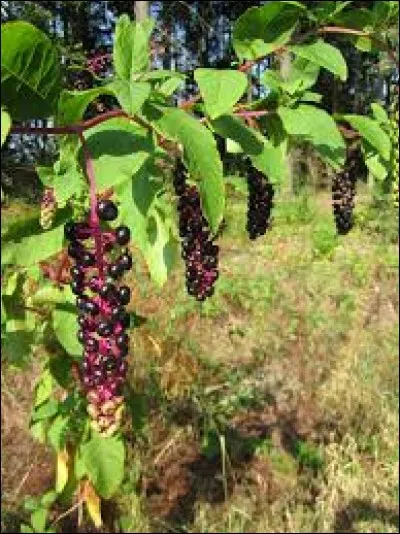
[1,185,399,533]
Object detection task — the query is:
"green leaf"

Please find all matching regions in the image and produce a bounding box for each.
[262,58,320,95]
[194,69,247,119]
[117,162,177,286]
[1,21,61,120]
[212,114,287,184]
[48,415,69,452]
[2,224,64,267]
[1,107,11,147]
[21,525,34,533]
[57,88,111,126]
[362,140,389,181]
[24,496,41,512]
[142,103,224,230]
[108,80,151,115]
[1,330,35,368]
[31,399,60,422]
[299,91,323,103]
[82,118,153,191]
[41,490,57,507]
[342,114,391,161]
[278,105,346,169]
[49,354,73,388]
[34,368,53,407]
[36,166,54,187]
[31,508,48,532]
[144,207,178,287]
[332,8,373,30]
[31,284,73,306]
[156,77,184,97]
[138,69,185,82]
[81,434,125,499]
[288,40,347,81]
[29,420,47,443]
[53,308,81,356]
[233,1,305,60]
[370,103,389,125]
[113,15,155,80]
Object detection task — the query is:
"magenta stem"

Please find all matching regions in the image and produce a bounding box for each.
[77,130,105,280]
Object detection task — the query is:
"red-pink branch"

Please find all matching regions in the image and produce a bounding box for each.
[77,130,105,280]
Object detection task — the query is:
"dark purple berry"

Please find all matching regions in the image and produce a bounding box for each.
[77,329,86,343]
[82,252,95,267]
[97,321,113,337]
[97,200,118,221]
[85,338,99,352]
[108,263,124,280]
[117,286,131,305]
[71,265,84,281]
[115,226,130,246]
[84,300,99,316]
[64,221,77,240]
[71,279,84,295]
[118,252,132,271]
[111,306,125,323]
[99,283,117,300]
[116,333,129,349]
[68,242,84,260]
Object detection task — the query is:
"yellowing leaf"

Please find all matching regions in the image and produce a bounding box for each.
[56,449,69,493]
[83,480,102,528]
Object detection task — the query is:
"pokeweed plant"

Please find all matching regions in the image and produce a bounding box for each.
[1,1,398,529]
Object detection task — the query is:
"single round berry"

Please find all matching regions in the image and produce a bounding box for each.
[85,338,99,352]
[99,282,117,300]
[68,242,84,260]
[97,321,113,337]
[82,252,95,267]
[71,279,84,295]
[77,329,86,343]
[64,221,76,240]
[116,333,129,349]
[71,265,84,281]
[108,263,124,280]
[76,296,88,312]
[97,200,118,221]
[84,300,100,316]
[111,306,125,323]
[119,311,130,329]
[118,345,129,358]
[118,252,132,271]
[115,226,131,246]
[117,286,131,305]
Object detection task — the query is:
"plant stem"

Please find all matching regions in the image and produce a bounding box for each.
[77,130,105,280]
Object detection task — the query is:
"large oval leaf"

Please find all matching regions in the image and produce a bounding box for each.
[194,69,247,119]
[142,103,225,231]
[342,114,391,161]
[1,21,61,120]
[278,105,346,169]
[233,1,305,60]
[81,434,125,499]
[82,118,154,190]
[212,114,288,184]
[288,40,348,81]
[1,108,11,147]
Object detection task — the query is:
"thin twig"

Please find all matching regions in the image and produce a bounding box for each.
[50,500,84,527]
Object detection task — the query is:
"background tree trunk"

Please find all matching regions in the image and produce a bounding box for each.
[134,1,148,22]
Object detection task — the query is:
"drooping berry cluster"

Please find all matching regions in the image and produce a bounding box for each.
[65,199,133,436]
[389,82,399,207]
[332,148,359,235]
[245,160,275,240]
[173,160,219,301]
[40,188,57,230]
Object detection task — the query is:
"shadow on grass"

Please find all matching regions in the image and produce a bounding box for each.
[334,499,399,533]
